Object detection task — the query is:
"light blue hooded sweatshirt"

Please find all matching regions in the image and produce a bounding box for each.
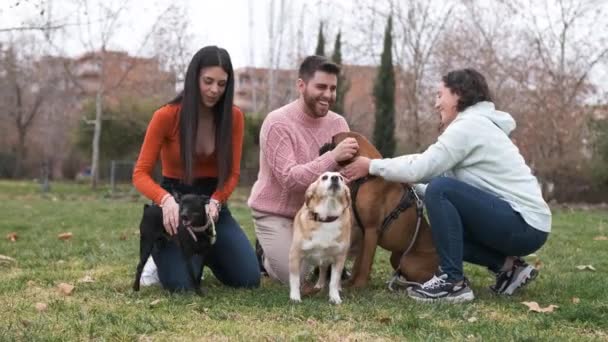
[369,101,551,232]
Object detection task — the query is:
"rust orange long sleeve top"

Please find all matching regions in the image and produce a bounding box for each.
[132,103,244,205]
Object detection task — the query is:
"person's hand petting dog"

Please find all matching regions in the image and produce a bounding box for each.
[206,199,221,222]
[341,156,371,182]
[331,137,359,162]
[160,194,179,235]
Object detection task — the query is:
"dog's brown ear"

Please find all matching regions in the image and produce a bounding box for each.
[304,180,318,210]
[343,187,352,210]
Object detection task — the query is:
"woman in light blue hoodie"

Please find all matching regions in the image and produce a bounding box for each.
[343,69,551,303]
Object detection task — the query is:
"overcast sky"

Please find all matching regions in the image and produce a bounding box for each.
[0,0,353,69]
[1,0,606,96]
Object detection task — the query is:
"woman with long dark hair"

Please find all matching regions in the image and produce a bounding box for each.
[133,46,260,290]
[342,68,550,303]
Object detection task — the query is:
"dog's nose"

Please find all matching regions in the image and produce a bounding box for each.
[331,175,339,183]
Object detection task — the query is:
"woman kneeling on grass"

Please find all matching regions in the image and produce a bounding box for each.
[342,68,551,303]
[132,46,260,291]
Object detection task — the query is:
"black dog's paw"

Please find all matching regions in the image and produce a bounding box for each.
[319,142,336,156]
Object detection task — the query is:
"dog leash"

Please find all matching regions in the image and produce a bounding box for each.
[387,190,425,291]
[186,211,217,245]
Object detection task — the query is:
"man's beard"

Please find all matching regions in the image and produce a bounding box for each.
[303,90,333,117]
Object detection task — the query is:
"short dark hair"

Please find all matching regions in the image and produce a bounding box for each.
[442,68,492,112]
[298,55,340,81]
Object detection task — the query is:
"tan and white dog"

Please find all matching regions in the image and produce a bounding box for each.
[289,171,352,304]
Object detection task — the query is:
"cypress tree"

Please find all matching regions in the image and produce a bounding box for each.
[372,16,396,157]
[314,23,325,56]
[331,30,349,115]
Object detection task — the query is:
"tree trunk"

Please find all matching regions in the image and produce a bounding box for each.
[13,130,27,178]
[90,89,103,189]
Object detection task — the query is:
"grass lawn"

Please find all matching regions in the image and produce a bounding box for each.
[0,180,607,341]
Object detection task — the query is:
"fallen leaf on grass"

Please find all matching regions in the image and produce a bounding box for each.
[58,232,73,241]
[26,280,36,287]
[467,317,478,323]
[0,254,17,263]
[35,302,48,312]
[379,317,391,324]
[6,232,17,242]
[593,236,608,241]
[57,283,75,296]
[576,265,596,271]
[306,318,318,326]
[78,275,95,283]
[119,233,128,241]
[534,259,543,270]
[150,299,162,307]
[572,297,580,304]
[522,301,558,313]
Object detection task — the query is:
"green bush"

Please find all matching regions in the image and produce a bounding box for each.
[74,97,160,164]
[590,119,608,186]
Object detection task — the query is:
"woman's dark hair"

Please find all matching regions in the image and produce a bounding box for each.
[168,46,235,187]
[442,68,492,112]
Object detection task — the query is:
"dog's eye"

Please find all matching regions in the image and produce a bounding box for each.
[322,175,328,180]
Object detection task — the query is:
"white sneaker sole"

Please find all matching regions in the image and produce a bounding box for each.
[140,256,160,287]
[408,289,475,303]
[503,266,537,295]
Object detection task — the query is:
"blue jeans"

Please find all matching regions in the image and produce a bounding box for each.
[424,177,548,282]
[149,177,260,291]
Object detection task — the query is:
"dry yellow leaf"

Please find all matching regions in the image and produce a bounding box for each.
[467,317,478,323]
[57,283,75,296]
[150,299,162,306]
[522,301,558,313]
[576,265,596,271]
[0,254,16,263]
[58,232,73,241]
[593,236,608,241]
[571,297,580,304]
[35,302,48,312]
[78,275,95,283]
[6,232,17,242]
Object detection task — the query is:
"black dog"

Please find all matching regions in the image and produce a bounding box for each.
[133,194,216,295]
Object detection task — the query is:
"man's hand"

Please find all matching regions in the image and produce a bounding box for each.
[160,194,179,235]
[341,156,371,181]
[331,137,359,162]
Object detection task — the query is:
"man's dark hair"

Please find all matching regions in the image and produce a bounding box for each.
[298,55,340,81]
[442,68,493,112]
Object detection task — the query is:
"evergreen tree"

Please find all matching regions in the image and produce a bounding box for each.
[372,16,396,157]
[331,30,350,115]
[315,23,325,56]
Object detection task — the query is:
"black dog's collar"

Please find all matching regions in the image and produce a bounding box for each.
[309,212,340,223]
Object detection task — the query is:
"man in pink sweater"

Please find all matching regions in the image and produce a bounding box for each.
[247,55,358,284]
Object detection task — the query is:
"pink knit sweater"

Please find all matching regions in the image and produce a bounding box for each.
[247,100,350,218]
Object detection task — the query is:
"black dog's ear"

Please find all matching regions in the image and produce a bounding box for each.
[172,191,182,203]
[319,142,336,156]
[199,194,210,204]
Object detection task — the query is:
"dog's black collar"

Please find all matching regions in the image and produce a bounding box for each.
[309,212,340,223]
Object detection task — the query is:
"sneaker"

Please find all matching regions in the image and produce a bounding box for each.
[407,273,475,303]
[255,239,268,277]
[491,258,538,295]
[140,256,160,286]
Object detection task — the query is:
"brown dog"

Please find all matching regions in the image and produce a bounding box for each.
[289,172,352,304]
[323,132,439,288]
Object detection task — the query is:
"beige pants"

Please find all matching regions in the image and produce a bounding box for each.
[251,209,298,284]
